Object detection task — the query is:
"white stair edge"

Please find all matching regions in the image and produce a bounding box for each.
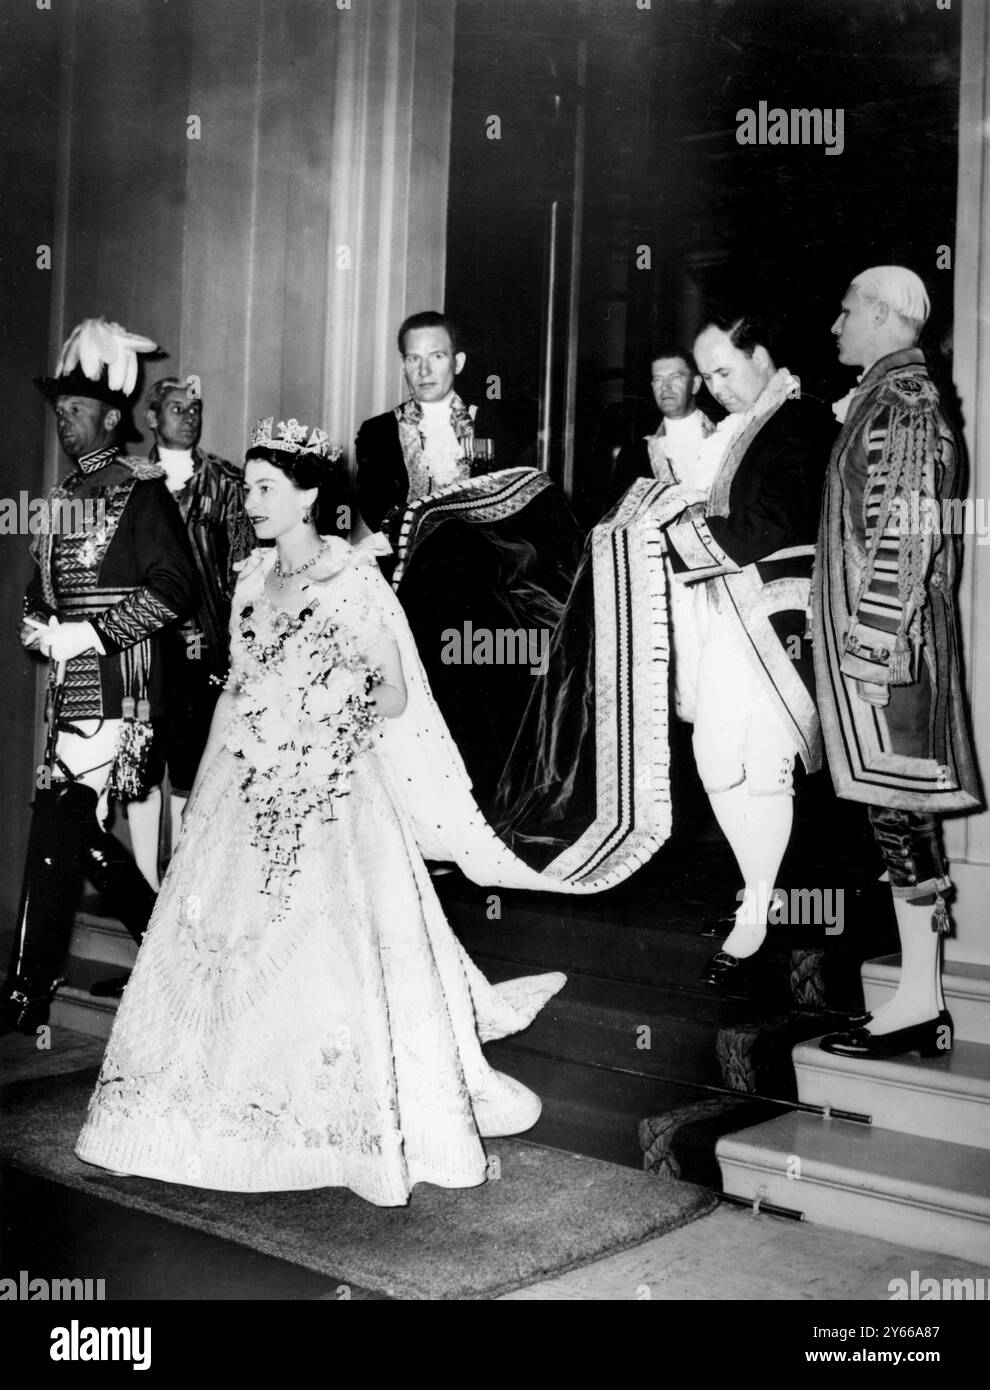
[863,954,990,1044]
[50,987,118,1042]
[718,1119,990,1218]
[717,1112,990,1263]
[70,913,139,969]
[793,1037,990,1149]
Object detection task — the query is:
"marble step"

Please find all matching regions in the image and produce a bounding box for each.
[794,1036,990,1149]
[50,988,117,1042]
[717,1110,990,1264]
[69,912,139,970]
[864,955,990,1044]
[49,956,123,1042]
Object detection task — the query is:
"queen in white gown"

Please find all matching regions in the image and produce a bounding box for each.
[75,421,564,1206]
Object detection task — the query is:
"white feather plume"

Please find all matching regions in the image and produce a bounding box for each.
[55,318,159,397]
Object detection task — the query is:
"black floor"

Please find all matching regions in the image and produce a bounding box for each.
[0,1167,389,1301]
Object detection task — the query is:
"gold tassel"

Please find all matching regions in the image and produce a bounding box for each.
[888,634,912,684]
[931,893,951,935]
[107,713,155,800]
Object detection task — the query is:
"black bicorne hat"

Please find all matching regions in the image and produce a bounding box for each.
[35,362,131,409]
[35,318,159,410]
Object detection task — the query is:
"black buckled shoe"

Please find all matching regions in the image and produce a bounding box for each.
[701,949,764,991]
[0,988,53,1037]
[820,1009,953,1059]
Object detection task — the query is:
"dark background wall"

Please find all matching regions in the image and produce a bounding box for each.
[445,0,961,519]
[1,3,71,941]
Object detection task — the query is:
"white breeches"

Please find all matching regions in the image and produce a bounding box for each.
[690,607,798,796]
[53,719,121,808]
[667,563,711,723]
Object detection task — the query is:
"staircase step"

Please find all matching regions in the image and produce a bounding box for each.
[477,953,816,1088]
[49,957,123,1042]
[483,1042,714,1168]
[717,1110,990,1263]
[444,876,897,1021]
[640,1093,788,1191]
[864,955,990,1044]
[449,890,734,990]
[50,989,117,1041]
[70,913,139,970]
[794,1036,990,1149]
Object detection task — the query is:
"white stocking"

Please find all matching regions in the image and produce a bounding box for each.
[169,792,188,857]
[709,784,793,959]
[866,895,943,1034]
[125,787,162,891]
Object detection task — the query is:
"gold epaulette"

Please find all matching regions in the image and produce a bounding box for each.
[877,371,940,413]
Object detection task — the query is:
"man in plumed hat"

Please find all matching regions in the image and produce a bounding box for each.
[1,319,198,1034]
[813,268,982,1058]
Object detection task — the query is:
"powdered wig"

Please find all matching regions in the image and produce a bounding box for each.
[851,266,930,337]
[146,376,199,414]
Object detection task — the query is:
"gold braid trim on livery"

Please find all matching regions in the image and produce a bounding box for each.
[123,457,166,481]
[859,373,939,683]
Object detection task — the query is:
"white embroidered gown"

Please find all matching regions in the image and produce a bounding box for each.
[75,540,564,1205]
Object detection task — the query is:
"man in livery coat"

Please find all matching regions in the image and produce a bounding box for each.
[355,310,582,805]
[125,376,252,892]
[813,267,981,1058]
[1,319,198,1034]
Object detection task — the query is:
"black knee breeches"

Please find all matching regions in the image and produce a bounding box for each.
[868,806,950,902]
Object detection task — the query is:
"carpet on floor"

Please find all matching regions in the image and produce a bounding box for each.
[1,1068,716,1300]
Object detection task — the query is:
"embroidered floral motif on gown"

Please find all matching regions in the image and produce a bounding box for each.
[75,540,564,1205]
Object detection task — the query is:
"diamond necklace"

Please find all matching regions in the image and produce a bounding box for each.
[273,541,328,590]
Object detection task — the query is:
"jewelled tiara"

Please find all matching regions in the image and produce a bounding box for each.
[250,416,342,460]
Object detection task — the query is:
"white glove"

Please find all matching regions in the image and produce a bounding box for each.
[44,620,103,663]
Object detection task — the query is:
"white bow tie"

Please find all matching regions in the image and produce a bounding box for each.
[832,372,868,424]
[158,449,196,491]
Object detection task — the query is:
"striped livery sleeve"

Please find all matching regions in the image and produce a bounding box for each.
[839,405,940,685]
